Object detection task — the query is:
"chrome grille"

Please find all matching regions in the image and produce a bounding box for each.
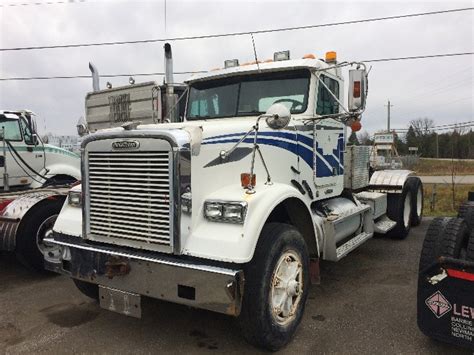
[87,151,172,246]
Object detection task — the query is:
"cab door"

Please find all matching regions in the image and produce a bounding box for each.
[313,74,345,196]
[0,117,45,188]
[0,117,28,187]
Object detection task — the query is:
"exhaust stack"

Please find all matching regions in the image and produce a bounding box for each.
[164,43,174,85]
[163,43,179,122]
[89,62,100,92]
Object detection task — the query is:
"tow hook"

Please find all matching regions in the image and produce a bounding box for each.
[105,257,131,279]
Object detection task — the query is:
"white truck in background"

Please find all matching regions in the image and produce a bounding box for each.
[0,109,80,270]
[46,49,424,350]
[0,43,186,271]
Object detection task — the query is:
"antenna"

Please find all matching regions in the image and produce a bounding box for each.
[250,33,260,71]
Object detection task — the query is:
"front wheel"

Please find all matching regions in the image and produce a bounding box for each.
[238,223,310,351]
[15,199,64,272]
[73,279,99,301]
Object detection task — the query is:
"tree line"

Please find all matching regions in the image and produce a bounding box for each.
[349,118,474,159]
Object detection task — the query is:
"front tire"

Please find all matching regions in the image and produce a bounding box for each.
[73,279,99,301]
[239,223,310,351]
[15,199,64,272]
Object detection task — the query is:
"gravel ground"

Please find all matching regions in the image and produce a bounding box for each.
[0,218,470,354]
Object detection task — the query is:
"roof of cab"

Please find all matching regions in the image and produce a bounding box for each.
[185,58,334,83]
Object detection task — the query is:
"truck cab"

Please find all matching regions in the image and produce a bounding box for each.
[47,49,423,351]
[0,110,80,190]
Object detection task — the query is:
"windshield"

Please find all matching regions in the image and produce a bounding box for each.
[187,69,310,119]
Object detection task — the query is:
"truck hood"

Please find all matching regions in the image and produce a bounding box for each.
[43,144,79,158]
[92,118,261,155]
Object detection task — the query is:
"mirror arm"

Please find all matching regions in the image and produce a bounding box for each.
[256,145,272,185]
[219,114,271,160]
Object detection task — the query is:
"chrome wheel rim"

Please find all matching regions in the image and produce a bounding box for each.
[270,250,303,325]
[403,194,412,228]
[36,215,60,259]
[416,187,422,216]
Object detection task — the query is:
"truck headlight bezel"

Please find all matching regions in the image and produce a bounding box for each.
[68,190,82,207]
[203,201,247,224]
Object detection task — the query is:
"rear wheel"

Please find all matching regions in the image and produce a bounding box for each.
[239,223,310,351]
[407,177,423,226]
[418,217,450,271]
[15,199,64,272]
[458,201,474,230]
[467,231,474,262]
[387,183,413,239]
[441,218,470,260]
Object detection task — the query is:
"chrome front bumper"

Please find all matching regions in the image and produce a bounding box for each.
[45,233,244,316]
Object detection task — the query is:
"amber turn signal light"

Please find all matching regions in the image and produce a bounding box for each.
[241,173,256,187]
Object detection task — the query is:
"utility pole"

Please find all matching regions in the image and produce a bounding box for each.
[385,100,394,132]
[436,132,439,158]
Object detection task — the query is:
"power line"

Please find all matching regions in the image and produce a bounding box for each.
[1,7,472,52]
[2,51,473,82]
[360,52,474,63]
[395,121,474,131]
[0,71,205,81]
[0,0,87,7]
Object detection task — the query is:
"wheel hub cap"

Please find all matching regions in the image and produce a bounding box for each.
[36,215,61,260]
[270,251,304,325]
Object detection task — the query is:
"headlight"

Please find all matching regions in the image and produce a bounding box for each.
[204,201,247,224]
[68,190,82,207]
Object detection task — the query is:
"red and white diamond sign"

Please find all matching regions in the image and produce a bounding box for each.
[425,291,452,318]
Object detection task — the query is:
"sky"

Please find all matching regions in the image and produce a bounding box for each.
[0,0,473,136]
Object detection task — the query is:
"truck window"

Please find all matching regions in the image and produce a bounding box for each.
[187,70,310,119]
[189,84,238,118]
[0,120,22,141]
[316,75,340,115]
[19,119,34,145]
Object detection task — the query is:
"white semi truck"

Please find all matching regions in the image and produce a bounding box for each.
[0,109,80,270]
[45,50,424,350]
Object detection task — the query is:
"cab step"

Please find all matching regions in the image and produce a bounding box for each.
[374,215,397,234]
[336,232,373,260]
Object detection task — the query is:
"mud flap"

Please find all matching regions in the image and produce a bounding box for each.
[417,257,474,350]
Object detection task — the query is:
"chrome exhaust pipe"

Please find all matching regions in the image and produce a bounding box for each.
[89,62,100,92]
[164,43,174,85]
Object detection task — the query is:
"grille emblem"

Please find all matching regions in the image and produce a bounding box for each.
[112,140,140,150]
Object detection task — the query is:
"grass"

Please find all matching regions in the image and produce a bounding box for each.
[412,158,474,176]
[423,183,474,217]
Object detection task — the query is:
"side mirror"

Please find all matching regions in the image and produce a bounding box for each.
[77,123,88,137]
[265,103,291,130]
[42,135,49,144]
[348,69,368,112]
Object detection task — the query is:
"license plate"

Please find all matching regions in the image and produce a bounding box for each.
[99,286,141,318]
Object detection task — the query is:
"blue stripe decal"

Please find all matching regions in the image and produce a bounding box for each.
[202,131,344,174]
[314,133,345,177]
[203,132,246,142]
[202,136,313,167]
